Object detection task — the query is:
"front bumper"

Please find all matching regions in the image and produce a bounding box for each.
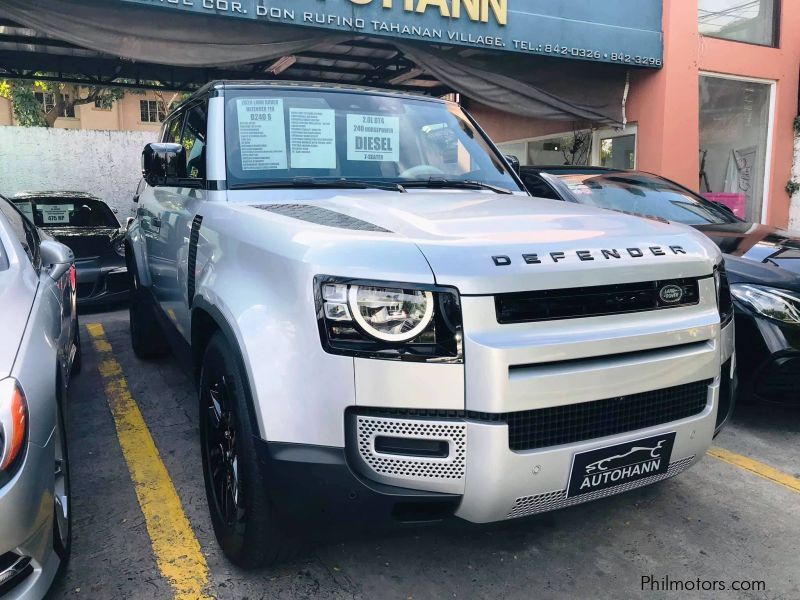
[347,380,718,523]
[0,439,60,599]
[734,307,800,404]
[261,378,720,531]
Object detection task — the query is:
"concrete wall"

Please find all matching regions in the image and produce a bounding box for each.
[0,126,157,217]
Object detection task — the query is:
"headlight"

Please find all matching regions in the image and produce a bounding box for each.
[317,277,462,362]
[0,379,28,485]
[730,284,800,325]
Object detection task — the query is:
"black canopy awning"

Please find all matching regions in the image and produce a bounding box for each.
[0,0,630,125]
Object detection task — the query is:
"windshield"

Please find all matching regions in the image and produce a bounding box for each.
[224,88,522,191]
[13,197,120,228]
[546,172,739,225]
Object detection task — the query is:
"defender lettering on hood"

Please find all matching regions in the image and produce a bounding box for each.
[492,245,687,266]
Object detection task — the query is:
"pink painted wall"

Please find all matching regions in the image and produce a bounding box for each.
[631,0,799,227]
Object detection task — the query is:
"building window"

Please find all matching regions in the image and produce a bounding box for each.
[140,100,165,123]
[698,0,779,47]
[598,134,636,170]
[497,127,636,170]
[699,75,773,223]
[497,132,592,167]
[34,91,75,118]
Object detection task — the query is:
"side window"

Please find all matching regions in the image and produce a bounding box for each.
[522,173,561,200]
[0,195,40,270]
[162,113,185,144]
[181,104,207,180]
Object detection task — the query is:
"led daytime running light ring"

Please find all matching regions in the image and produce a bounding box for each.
[347,285,434,342]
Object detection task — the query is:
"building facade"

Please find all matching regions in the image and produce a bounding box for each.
[1,0,798,227]
[485,0,800,228]
[0,87,178,133]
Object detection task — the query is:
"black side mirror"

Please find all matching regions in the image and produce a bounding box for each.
[142,143,186,187]
[505,154,521,175]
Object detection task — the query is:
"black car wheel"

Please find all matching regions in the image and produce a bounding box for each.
[129,268,168,359]
[199,332,294,568]
[53,401,72,562]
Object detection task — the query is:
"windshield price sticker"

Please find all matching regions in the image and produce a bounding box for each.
[289,108,336,169]
[236,98,287,171]
[40,204,73,224]
[347,114,400,162]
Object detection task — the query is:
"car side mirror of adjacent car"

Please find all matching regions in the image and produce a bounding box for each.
[125,217,135,230]
[505,154,521,175]
[142,143,187,187]
[40,240,74,281]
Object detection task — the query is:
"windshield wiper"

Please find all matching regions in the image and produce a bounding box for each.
[401,178,514,195]
[230,177,406,193]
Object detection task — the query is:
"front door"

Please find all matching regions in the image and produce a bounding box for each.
[146,103,208,340]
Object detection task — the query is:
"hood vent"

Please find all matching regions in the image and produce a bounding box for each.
[255,204,391,233]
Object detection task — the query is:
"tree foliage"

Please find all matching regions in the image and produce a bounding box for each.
[0,79,125,127]
[1,76,192,127]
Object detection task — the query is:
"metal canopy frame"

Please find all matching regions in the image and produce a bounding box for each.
[0,18,451,95]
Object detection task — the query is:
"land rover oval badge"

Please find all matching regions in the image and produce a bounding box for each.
[659,284,684,304]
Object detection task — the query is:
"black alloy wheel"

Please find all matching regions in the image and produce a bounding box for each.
[205,376,243,527]
[199,332,295,568]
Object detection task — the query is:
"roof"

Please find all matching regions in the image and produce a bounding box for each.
[0,18,449,94]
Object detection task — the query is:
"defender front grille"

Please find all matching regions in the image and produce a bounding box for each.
[495,278,701,323]
[472,380,711,451]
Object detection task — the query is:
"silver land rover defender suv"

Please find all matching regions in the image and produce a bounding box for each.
[127,81,735,567]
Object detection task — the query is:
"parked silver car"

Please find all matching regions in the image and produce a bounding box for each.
[0,194,79,598]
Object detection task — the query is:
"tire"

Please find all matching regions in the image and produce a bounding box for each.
[129,267,168,359]
[199,331,294,568]
[53,399,72,563]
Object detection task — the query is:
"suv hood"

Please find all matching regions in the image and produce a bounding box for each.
[241,190,721,295]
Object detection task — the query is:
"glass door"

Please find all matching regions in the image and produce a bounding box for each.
[699,74,774,223]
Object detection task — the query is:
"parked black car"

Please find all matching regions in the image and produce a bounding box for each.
[520,166,800,406]
[13,191,128,308]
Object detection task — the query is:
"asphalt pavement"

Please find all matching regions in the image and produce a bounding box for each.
[50,308,800,600]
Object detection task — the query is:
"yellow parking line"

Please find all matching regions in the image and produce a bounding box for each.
[709,447,800,494]
[86,323,211,600]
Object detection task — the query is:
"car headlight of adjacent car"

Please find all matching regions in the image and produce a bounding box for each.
[0,378,28,486]
[730,283,800,325]
[316,277,463,362]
